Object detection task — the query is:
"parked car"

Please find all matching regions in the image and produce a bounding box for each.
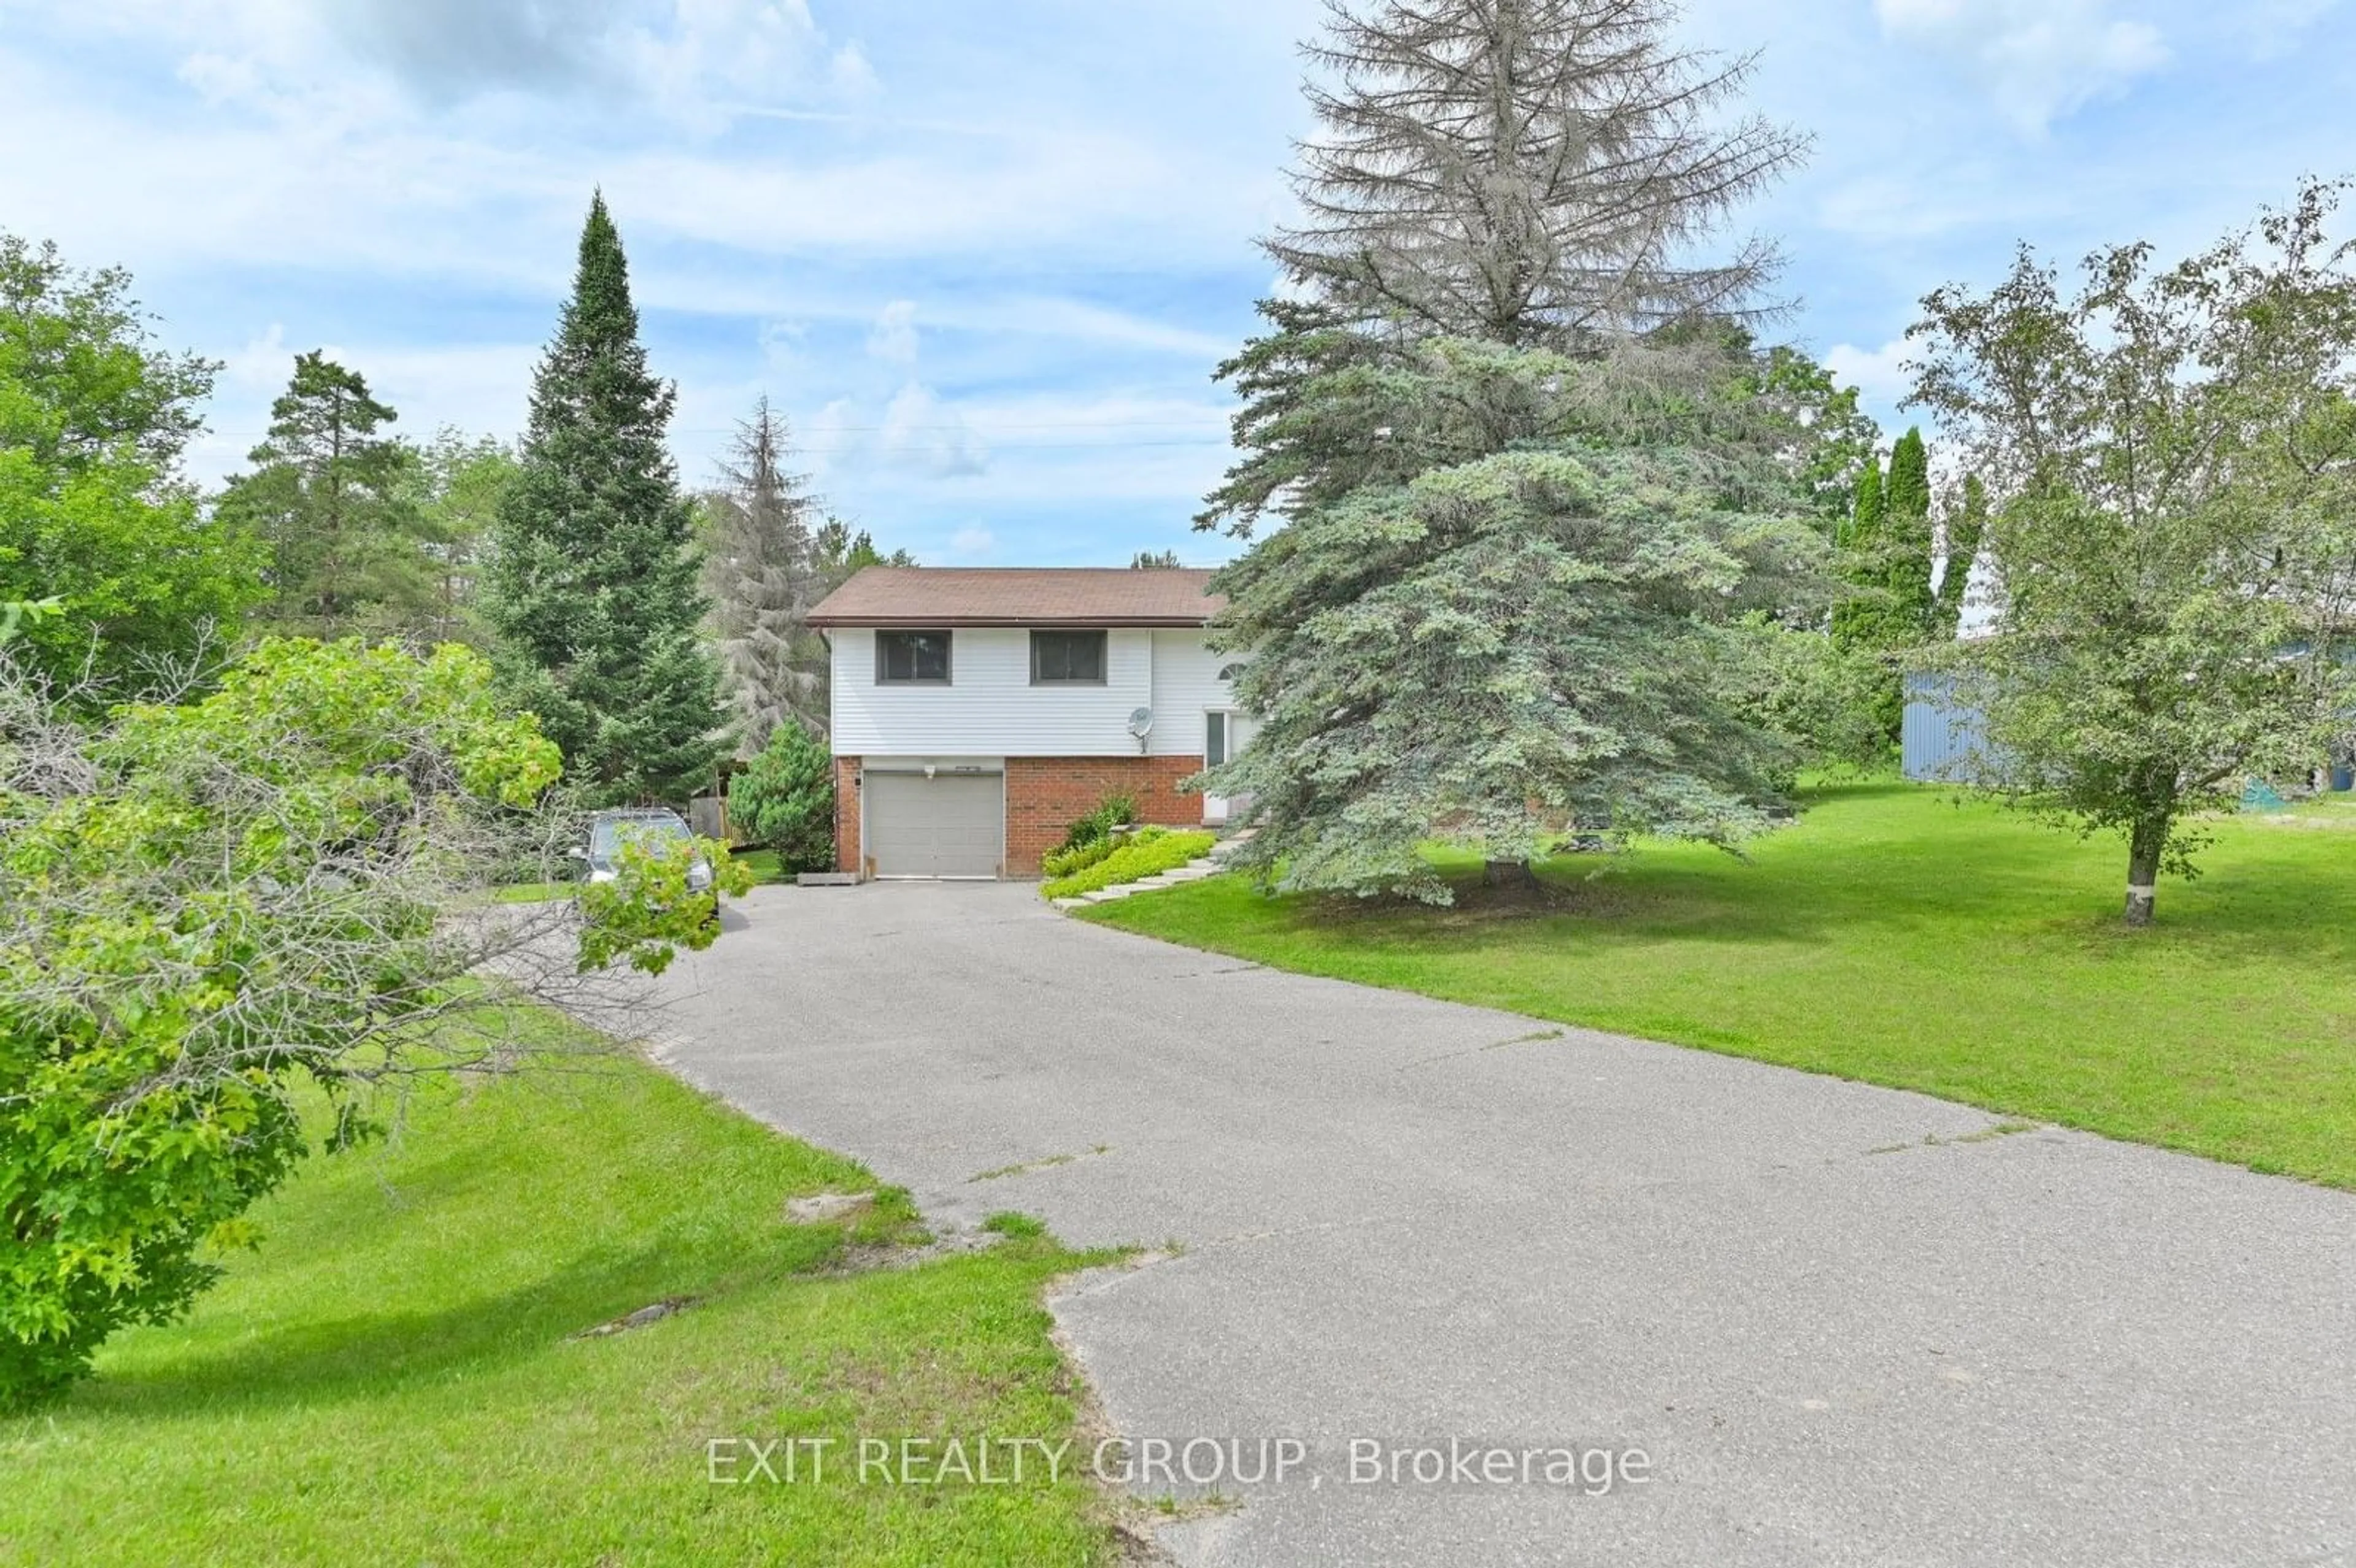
[578,809,715,916]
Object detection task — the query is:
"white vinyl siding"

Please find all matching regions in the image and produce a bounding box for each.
[1147,630,1238,758]
[831,626,1241,758]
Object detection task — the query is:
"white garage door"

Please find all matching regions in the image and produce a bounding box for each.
[864,771,1004,878]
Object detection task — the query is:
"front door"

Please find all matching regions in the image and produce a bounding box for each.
[1200,710,1258,825]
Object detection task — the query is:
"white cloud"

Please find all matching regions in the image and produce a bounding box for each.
[866,300,920,362]
[622,0,877,127]
[1873,0,2169,133]
[879,383,988,479]
[39,0,876,129]
[949,526,995,557]
[1824,339,1915,415]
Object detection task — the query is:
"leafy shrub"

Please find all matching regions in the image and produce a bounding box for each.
[1717,615,1893,782]
[1042,831,1215,899]
[728,720,835,872]
[1042,837,1115,879]
[1053,791,1139,857]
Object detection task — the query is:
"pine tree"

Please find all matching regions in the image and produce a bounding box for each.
[1130,550,1184,569]
[1271,0,1806,347]
[701,398,828,751]
[219,352,430,637]
[486,193,726,806]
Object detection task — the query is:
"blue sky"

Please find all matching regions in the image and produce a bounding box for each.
[2,0,2351,566]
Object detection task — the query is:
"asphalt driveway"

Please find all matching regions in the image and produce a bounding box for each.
[644,880,2356,1567]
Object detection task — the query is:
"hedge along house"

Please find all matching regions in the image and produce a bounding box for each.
[804,568,1256,878]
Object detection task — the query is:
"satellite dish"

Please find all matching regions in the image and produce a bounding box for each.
[1127,707,1155,752]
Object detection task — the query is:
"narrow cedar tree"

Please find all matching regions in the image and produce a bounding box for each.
[700,396,829,751]
[1908,180,2356,925]
[1934,474,1990,634]
[1880,426,1936,636]
[1830,457,1884,645]
[217,352,433,639]
[1830,428,1935,738]
[487,194,726,805]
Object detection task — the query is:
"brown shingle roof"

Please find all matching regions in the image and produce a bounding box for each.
[806,567,1223,629]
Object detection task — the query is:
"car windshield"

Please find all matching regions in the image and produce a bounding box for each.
[590,816,691,862]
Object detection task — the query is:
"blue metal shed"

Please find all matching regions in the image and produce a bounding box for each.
[1901,674,1994,784]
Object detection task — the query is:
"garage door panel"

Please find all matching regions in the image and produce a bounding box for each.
[865,772,1003,878]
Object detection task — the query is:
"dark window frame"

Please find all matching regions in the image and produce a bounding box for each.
[875,629,953,686]
[1028,628,1110,687]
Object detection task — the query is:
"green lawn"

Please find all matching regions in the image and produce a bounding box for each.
[1090,783,2356,1188]
[0,1050,1122,1566]
[731,848,791,885]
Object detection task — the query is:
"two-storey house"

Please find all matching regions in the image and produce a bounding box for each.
[804,567,1255,878]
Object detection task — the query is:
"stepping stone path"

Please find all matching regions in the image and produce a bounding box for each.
[1049,831,1251,912]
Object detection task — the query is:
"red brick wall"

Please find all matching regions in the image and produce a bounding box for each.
[834,756,864,875]
[835,753,1207,878]
[1004,756,1205,876]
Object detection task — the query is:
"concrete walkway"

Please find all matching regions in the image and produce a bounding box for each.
[643,880,2356,1567]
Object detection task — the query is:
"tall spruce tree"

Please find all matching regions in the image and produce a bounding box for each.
[1196,0,1834,894]
[218,352,430,638]
[701,397,828,751]
[487,194,725,805]
[1271,0,1806,347]
[1204,1,1811,538]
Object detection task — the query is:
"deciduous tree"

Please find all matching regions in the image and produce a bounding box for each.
[399,428,518,648]
[0,234,261,690]
[1934,474,1990,634]
[0,638,746,1405]
[1908,181,2356,924]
